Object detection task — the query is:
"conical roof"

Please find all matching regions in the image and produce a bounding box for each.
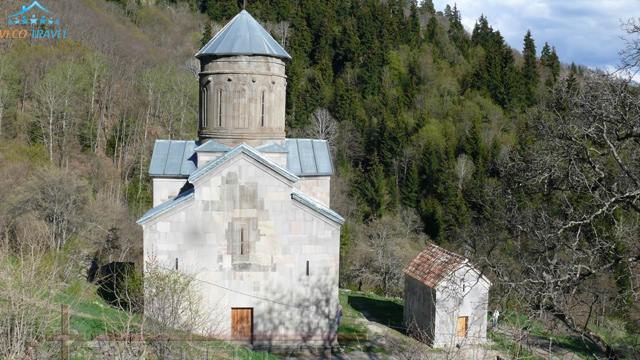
[196,10,291,60]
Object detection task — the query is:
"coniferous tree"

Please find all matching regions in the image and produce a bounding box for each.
[540,42,552,66]
[566,62,578,91]
[421,0,435,15]
[357,157,391,220]
[200,22,212,46]
[548,47,561,82]
[425,16,439,43]
[444,4,453,18]
[408,0,421,47]
[203,0,239,21]
[447,4,469,54]
[401,162,419,208]
[522,30,539,105]
[471,15,492,47]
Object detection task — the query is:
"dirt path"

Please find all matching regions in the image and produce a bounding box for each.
[297,315,508,360]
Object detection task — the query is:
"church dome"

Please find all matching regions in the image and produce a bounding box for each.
[196,10,291,60]
[196,10,289,146]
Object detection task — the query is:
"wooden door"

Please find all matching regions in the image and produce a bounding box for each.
[231,308,253,341]
[456,316,469,337]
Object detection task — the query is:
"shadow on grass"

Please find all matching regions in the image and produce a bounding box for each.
[347,293,404,333]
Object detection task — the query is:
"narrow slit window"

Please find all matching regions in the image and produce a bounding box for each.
[260,90,265,127]
[217,89,223,126]
[306,260,309,276]
[240,228,246,255]
[175,258,179,270]
[201,87,207,128]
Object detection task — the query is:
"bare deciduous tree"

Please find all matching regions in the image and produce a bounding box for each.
[348,211,427,296]
[307,108,338,150]
[454,154,474,191]
[492,73,640,358]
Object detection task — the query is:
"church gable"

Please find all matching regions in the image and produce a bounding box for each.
[189,143,298,185]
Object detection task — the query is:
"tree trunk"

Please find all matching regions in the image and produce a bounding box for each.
[551,306,621,359]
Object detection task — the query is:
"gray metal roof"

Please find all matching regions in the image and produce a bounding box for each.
[189,143,299,184]
[149,140,197,178]
[196,10,291,60]
[256,142,288,153]
[194,139,231,152]
[149,139,334,178]
[291,190,345,225]
[137,188,195,225]
[284,139,334,176]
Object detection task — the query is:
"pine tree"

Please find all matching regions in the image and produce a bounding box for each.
[401,163,419,208]
[419,197,444,240]
[447,4,469,54]
[566,62,578,91]
[421,0,435,15]
[200,22,212,47]
[357,158,391,220]
[408,0,421,46]
[540,42,561,86]
[540,42,552,67]
[425,16,439,43]
[444,4,453,18]
[203,0,239,21]
[549,47,561,82]
[522,30,539,106]
[471,15,492,47]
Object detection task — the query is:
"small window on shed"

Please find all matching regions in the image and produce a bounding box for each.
[175,258,179,270]
[305,260,309,276]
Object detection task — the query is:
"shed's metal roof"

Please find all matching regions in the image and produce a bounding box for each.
[149,139,333,178]
[291,190,344,225]
[149,140,197,178]
[284,139,334,176]
[196,10,291,60]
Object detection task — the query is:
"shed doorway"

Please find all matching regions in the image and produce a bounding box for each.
[231,308,253,342]
[456,316,469,337]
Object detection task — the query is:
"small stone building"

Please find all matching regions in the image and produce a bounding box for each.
[403,243,491,348]
[138,10,343,346]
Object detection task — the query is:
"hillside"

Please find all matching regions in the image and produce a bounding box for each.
[0,0,638,358]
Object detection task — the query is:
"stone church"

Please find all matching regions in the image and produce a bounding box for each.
[138,10,343,345]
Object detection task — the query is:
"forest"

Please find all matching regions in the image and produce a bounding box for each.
[0,0,638,358]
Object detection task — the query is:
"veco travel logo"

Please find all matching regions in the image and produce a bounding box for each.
[2,0,69,40]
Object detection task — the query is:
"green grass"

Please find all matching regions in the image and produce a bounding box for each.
[499,310,608,359]
[340,290,404,330]
[337,289,405,353]
[489,331,544,360]
[44,282,279,359]
[52,282,142,340]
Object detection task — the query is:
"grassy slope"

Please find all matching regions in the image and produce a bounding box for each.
[50,281,277,359]
[338,290,639,359]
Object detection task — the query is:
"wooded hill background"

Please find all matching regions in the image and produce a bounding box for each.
[0,0,638,357]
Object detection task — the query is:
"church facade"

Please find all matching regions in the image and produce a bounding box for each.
[138,10,343,346]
